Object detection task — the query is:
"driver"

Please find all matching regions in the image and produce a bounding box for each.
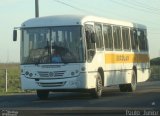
[51,50,62,63]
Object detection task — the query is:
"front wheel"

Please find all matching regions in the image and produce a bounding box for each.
[91,72,103,98]
[37,90,49,100]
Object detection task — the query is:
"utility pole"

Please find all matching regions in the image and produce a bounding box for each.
[35,0,39,17]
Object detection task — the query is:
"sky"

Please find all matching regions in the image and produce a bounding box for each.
[0,0,160,63]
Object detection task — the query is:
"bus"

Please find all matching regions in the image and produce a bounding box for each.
[13,15,150,99]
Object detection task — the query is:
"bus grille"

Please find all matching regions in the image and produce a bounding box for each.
[38,71,65,78]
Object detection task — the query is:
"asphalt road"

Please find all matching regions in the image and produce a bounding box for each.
[0,81,160,116]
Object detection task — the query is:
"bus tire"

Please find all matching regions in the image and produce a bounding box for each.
[119,70,137,92]
[119,84,128,92]
[128,70,137,92]
[37,90,49,100]
[91,72,103,98]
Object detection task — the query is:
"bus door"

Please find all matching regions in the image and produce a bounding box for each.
[84,23,96,63]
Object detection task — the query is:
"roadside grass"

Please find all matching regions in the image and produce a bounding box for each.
[0,63,36,95]
[0,63,21,93]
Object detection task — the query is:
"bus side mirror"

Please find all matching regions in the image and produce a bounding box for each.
[13,30,17,41]
[91,33,95,43]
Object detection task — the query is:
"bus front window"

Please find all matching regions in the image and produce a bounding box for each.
[21,26,84,64]
[21,28,50,64]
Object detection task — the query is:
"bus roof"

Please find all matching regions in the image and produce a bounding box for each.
[21,15,146,29]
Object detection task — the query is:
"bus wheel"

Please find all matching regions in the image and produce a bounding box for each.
[91,72,103,98]
[119,84,128,92]
[128,70,137,92]
[119,70,137,92]
[37,90,49,100]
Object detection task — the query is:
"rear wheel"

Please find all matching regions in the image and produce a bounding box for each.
[37,90,49,100]
[129,70,137,92]
[119,84,128,92]
[119,70,137,92]
[91,72,103,98]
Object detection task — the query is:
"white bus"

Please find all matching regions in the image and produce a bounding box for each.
[13,15,150,99]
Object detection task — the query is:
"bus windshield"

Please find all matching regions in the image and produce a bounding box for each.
[21,26,84,64]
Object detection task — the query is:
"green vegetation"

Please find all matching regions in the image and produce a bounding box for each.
[0,63,21,93]
[150,57,160,81]
[150,57,160,65]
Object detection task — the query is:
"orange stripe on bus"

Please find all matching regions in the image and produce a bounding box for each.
[105,53,149,64]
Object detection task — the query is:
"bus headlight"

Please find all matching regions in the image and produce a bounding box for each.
[29,73,33,77]
[81,66,86,71]
[25,71,29,75]
[71,72,75,76]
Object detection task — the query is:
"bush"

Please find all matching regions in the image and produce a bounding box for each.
[150,57,160,65]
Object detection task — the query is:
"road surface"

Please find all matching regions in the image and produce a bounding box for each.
[0,81,160,116]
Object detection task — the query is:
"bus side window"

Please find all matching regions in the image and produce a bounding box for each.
[95,23,104,50]
[138,29,146,51]
[122,27,130,50]
[103,25,113,50]
[113,26,122,50]
[138,29,148,51]
[131,29,139,51]
[85,25,95,49]
[130,28,135,50]
[144,30,148,51]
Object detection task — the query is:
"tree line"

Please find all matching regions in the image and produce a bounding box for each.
[150,57,160,65]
